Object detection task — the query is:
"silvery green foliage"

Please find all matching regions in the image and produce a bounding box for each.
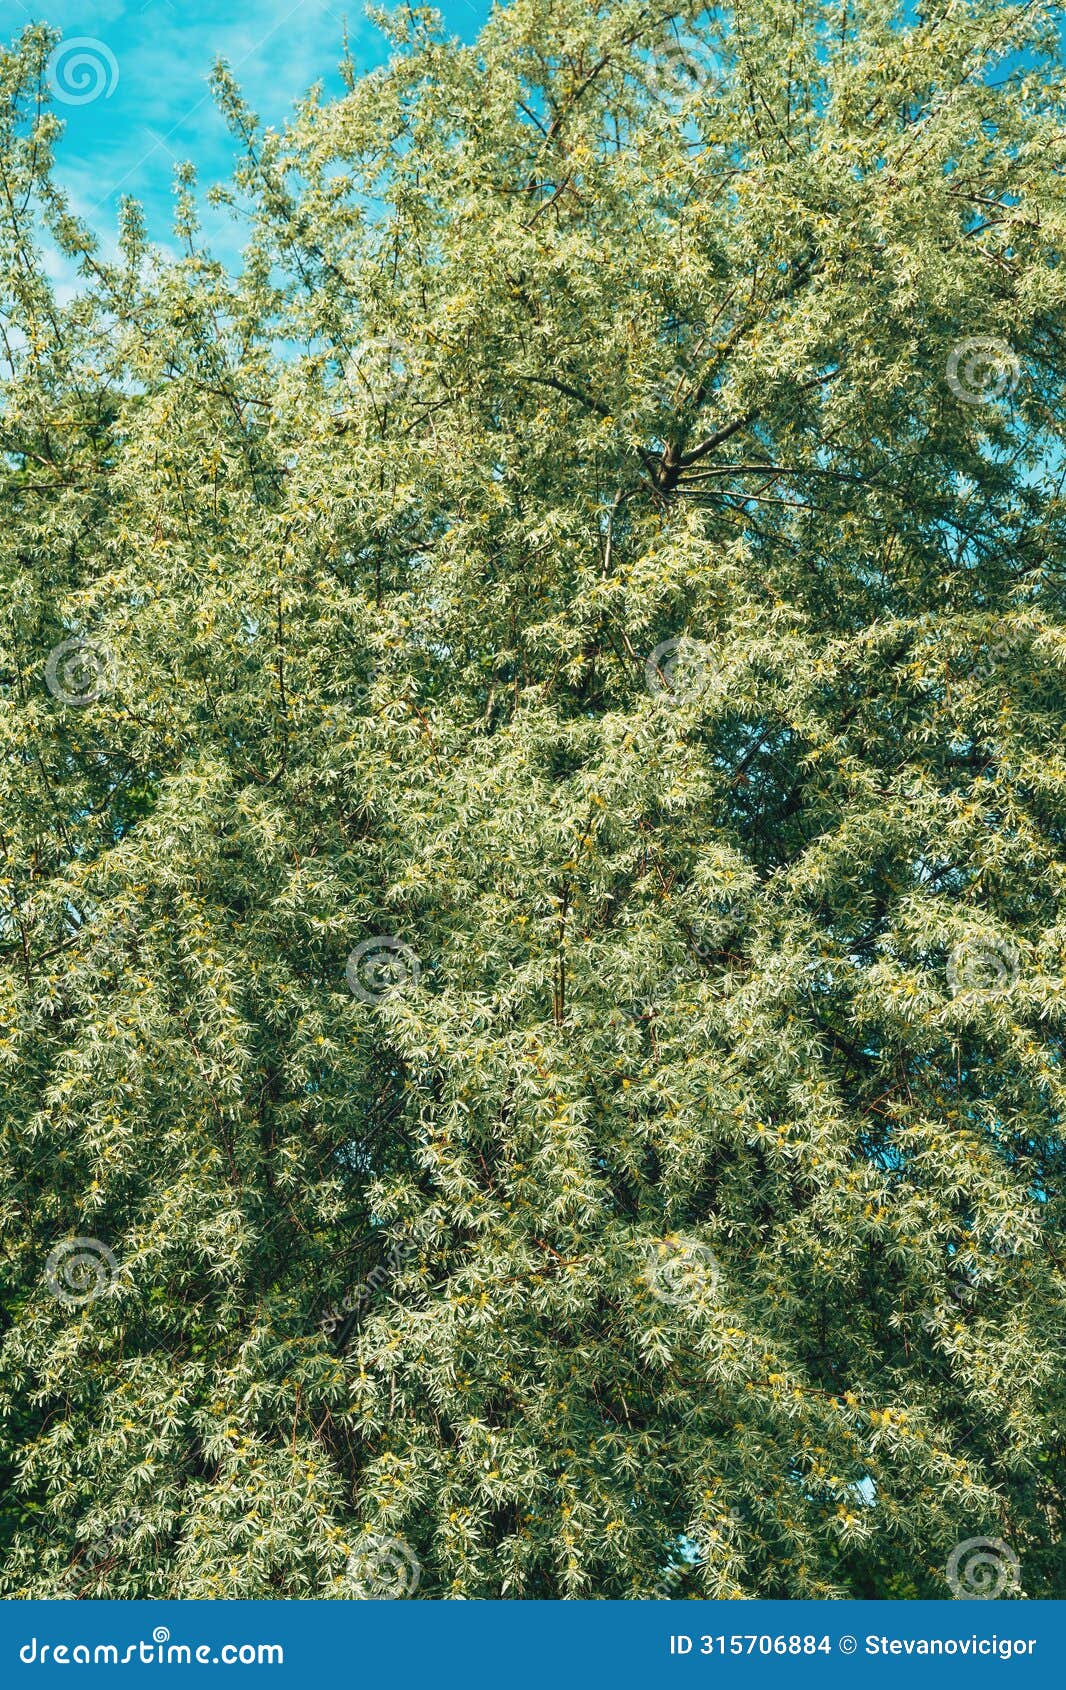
[1,1,1065,1598]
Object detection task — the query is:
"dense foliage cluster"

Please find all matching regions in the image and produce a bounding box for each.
[1,0,1065,1598]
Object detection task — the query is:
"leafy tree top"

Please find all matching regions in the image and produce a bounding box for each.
[0,1,1064,1599]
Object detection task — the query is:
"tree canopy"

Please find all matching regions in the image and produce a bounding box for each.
[1,0,1065,1599]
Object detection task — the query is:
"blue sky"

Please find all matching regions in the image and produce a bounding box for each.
[4,0,491,262]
